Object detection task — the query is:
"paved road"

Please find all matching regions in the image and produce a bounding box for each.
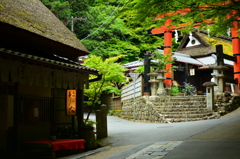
[98,112,237,147]
[70,109,240,159]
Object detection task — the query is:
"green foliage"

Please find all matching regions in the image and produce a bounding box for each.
[40,0,240,65]
[119,0,240,37]
[83,55,128,109]
[40,0,72,24]
[40,0,170,63]
[170,86,180,96]
[83,119,97,128]
[134,66,144,74]
[108,110,115,115]
[108,109,121,116]
[150,50,176,71]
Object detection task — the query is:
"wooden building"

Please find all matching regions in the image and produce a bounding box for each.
[0,0,100,155]
[175,30,234,93]
[124,30,235,94]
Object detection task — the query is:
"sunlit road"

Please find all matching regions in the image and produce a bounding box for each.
[86,109,240,147]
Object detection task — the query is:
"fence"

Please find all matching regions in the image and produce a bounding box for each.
[121,75,143,101]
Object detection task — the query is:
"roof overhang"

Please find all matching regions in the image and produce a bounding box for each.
[0,49,99,76]
[0,22,88,62]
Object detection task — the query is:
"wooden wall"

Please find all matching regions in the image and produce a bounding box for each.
[121,75,143,101]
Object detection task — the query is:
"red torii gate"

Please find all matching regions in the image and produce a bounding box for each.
[150,2,240,92]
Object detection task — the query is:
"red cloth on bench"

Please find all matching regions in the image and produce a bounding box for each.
[26,139,85,151]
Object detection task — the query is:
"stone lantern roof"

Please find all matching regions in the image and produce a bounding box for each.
[147,72,159,77]
[213,63,228,70]
[203,81,217,87]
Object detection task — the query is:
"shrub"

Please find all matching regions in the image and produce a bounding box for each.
[108,110,115,115]
[171,86,180,96]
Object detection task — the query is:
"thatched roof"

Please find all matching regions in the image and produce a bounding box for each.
[176,32,214,56]
[198,31,232,56]
[176,30,232,56]
[0,0,89,55]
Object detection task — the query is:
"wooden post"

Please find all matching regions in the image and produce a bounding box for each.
[232,21,240,94]
[164,19,173,88]
[216,45,224,66]
[144,51,151,96]
[76,89,84,139]
[96,104,108,139]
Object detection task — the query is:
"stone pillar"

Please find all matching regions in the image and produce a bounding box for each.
[147,72,160,96]
[211,69,219,93]
[214,63,228,96]
[203,82,217,111]
[96,104,108,139]
[157,70,167,95]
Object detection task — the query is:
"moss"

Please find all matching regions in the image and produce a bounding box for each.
[0,0,89,53]
[32,23,45,32]
[10,17,19,23]
[0,17,8,23]
[0,4,4,9]
[12,8,27,16]
[203,36,233,56]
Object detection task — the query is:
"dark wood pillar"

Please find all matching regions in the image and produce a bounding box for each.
[144,51,151,96]
[76,89,84,139]
[216,45,224,66]
[13,83,18,152]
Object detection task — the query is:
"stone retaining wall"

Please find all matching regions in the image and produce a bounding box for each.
[215,92,240,115]
[120,96,164,123]
[120,93,240,123]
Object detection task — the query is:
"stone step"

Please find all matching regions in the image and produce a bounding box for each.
[154,96,206,102]
[154,105,206,109]
[164,114,219,123]
[153,101,206,106]
[164,118,206,123]
[156,110,209,113]
[155,107,207,111]
[161,113,213,118]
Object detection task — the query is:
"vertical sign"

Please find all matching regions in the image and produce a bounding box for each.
[190,69,195,76]
[66,90,77,116]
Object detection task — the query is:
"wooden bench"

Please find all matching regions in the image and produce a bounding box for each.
[24,139,85,159]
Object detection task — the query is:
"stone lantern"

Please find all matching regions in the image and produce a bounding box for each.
[213,63,228,96]
[156,70,167,95]
[147,72,160,96]
[203,81,217,111]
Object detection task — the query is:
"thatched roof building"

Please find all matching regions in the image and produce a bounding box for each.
[0,0,89,61]
[176,30,232,57]
[0,1,101,155]
[0,0,101,89]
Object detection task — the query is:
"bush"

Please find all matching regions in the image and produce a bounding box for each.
[108,110,121,116]
[171,86,180,96]
[108,110,115,115]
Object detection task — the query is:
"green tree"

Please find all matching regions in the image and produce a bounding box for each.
[83,55,128,121]
[40,0,180,63]
[150,50,176,71]
[115,0,240,36]
[40,0,72,24]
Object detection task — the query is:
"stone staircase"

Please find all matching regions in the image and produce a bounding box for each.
[152,96,220,123]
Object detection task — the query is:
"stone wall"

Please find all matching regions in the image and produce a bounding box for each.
[120,96,164,123]
[120,93,240,123]
[215,92,240,115]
